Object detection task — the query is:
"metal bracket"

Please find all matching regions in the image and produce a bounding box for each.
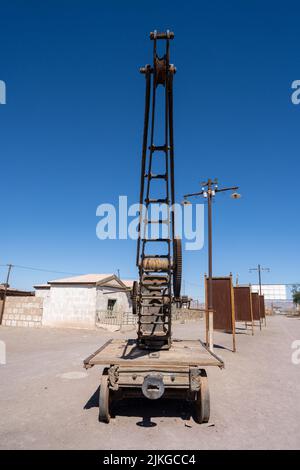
[108,365,119,391]
[189,367,202,392]
[148,351,160,359]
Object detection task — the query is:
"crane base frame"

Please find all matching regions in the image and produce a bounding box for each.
[84,338,224,424]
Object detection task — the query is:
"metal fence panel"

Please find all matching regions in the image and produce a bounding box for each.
[96,310,137,326]
[251,293,260,320]
[259,295,266,318]
[234,286,252,322]
[206,277,235,331]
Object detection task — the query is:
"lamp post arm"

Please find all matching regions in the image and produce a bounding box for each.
[215,186,239,193]
[183,190,204,199]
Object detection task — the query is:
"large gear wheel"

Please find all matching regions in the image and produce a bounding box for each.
[131,280,138,315]
[173,237,182,299]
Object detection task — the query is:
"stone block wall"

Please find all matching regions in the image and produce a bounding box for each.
[2,296,43,327]
[173,308,204,322]
[42,285,97,329]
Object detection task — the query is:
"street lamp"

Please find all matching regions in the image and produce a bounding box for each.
[183,178,241,351]
[249,264,270,327]
[181,199,191,205]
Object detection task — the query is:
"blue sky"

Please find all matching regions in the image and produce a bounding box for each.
[0,1,299,299]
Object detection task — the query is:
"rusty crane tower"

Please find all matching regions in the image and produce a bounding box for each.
[84,31,223,425]
[132,30,182,350]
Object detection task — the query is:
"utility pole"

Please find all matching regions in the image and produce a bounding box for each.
[183,178,240,351]
[0,264,13,325]
[249,264,270,327]
[117,269,120,279]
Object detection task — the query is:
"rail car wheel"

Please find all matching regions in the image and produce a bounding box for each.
[173,237,182,298]
[99,373,111,423]
[131,280,138,315]
[194,370,210,424]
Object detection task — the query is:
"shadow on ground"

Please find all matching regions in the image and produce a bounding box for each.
[84,387,193,426]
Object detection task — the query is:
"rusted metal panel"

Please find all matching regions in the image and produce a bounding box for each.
[205,276,236,351]
[251,292,260,320]
[234,286,253,322]
[205,277,235,331]
[259,295,266,318]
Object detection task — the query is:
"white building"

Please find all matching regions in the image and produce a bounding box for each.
[35,274,134,329]
[251,284,287,300]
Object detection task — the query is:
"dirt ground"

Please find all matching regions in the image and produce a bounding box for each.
[0,315,299,450]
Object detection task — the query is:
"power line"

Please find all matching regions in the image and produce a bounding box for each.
[0,264,82,276]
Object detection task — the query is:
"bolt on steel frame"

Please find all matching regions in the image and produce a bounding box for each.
[134,31,182,350]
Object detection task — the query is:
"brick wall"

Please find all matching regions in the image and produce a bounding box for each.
[2,296,43,327]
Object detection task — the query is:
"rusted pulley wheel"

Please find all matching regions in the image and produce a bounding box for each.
[173,237,182,298]
[142,257,169,271]
[131,280,138,315]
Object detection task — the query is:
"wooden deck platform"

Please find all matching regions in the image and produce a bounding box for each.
[84,338,224,369]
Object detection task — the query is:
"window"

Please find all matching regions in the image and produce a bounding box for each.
[107,299,117,314]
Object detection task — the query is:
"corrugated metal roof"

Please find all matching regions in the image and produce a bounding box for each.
[47,274,136,290]
[48,274,114,284]
[33,274,137,291]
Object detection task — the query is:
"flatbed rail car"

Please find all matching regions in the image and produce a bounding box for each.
[84,338,224,424]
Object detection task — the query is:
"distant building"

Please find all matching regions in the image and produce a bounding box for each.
[35,274,134,329]
[0,285,40,328]
[251,284,287,300]
[0,284,34,299]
